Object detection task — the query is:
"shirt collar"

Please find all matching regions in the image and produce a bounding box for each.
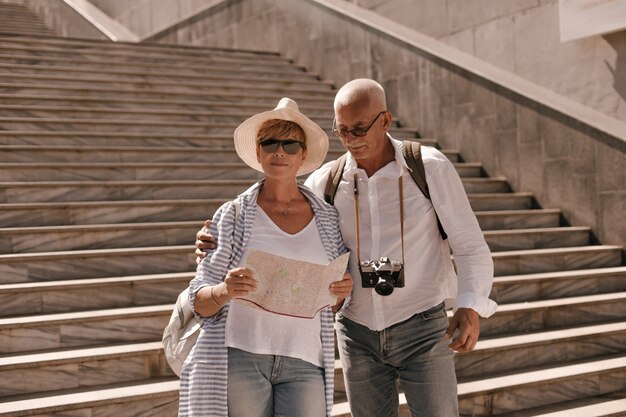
[344,134,410,178]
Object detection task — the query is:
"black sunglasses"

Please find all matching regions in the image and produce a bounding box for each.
[331,111,386,138]
[259,139,304,155]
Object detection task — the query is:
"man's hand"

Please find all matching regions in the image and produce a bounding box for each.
[195,219,216,264]
[444,308,480,352]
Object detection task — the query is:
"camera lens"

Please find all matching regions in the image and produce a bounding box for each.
[375,279,394,296]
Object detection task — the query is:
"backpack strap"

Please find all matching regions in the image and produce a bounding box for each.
[323,153,348,205]
[402,140,448,240]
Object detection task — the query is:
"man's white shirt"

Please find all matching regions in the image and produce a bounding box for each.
[305,136,497,331]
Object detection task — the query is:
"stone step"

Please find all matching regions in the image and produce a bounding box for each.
[0,145,352,163]
[0,244,619,286]
[0,17,49,22]
[0,118,420,136]
[0,160,478,182]
[331,355,626,416]
[0,342,175,397]
[0,42,296,68]
[491,266,626,303]
[0,73,335,95]
[4,195,540,229]
[482,291,626,337]
[0,272,191,316]
[4,360,620,416]
[0,222,587,254]
[0,105,338,125]
[0,221,203,253]
[0,246,195,283]
[0,304,174,353]
[0,193,519,229]
[455,321,626,380]
[497,394,626,417]
[469,192,535,210]
[0,78,335,100]
[0,81,336,104]
[0,179,258,203]
[1,197,566,252]
[0,35,294,63]
[0,93,332,112]
[0,117,318,134]
[475,209,561,230]
[484,226,591,251]
[0,178,508,204]
[0,379,180,416]
[0,14,46,21]
[0,162,266,182]
[0,199,226,228]
[492,245,623,276]
[0,144,276,162]
[457,355,626,415]
[0,51,316,79]
[0,62,328,85]
[332,321,626,390]
[2,131,420,150]
[0,27,52,36]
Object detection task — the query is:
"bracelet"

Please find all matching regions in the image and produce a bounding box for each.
[209,286,223,307]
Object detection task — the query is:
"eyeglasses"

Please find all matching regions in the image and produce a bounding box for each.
[259,139,304,155]
[331,111,386,138]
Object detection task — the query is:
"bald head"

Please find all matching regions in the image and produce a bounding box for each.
[334,78,387,113]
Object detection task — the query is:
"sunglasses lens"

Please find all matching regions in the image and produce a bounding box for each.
[260,139,302,155]
[260,141,280,153]
[282,141,302,154]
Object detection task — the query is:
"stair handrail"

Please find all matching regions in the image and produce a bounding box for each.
[62,0,139,43]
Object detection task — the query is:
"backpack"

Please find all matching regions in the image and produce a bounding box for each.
[162,199,241,376]
[162,287,201,376]
[323,140,447,240]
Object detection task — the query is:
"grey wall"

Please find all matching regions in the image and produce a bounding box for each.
[350,0,626,124]
[88,0,209,38]
[1,0,107,39]
[151,0,625,247]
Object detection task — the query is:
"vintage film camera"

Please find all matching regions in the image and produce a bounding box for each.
[359,257,405,296]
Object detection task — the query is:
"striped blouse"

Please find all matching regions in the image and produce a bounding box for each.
[178,181,347,417]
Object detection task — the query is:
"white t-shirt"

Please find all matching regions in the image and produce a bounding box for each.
[225,205,329,367]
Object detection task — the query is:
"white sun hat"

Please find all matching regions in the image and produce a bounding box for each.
[233,97,329,176]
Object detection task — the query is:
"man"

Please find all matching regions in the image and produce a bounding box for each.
[197,78,497,417]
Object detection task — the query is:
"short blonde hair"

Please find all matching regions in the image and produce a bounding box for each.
[256,119,306,150]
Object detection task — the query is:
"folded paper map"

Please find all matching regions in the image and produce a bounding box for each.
[235,249,350,318]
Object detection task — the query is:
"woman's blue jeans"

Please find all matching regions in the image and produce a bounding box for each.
[227,347,326,417]
[335,303,459,417]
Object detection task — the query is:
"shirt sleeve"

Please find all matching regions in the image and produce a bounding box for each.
[304,162,333,199]
[188,201,237,321]
[425,149,498,318]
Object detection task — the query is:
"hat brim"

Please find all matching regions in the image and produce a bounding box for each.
[234,107,329,176]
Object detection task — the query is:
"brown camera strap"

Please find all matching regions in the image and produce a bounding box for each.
[353,174,405,266]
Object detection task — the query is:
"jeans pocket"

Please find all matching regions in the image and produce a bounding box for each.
[421,303,446,321]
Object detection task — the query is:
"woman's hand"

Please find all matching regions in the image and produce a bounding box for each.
[214,267,258,302]
[194,268,257,317]
[330,272,353,312]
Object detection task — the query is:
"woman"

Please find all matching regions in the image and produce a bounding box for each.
[178,98,353,417]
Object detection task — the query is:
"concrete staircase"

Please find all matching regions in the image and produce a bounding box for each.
[0,2,55,37]
[0,12,624,417]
